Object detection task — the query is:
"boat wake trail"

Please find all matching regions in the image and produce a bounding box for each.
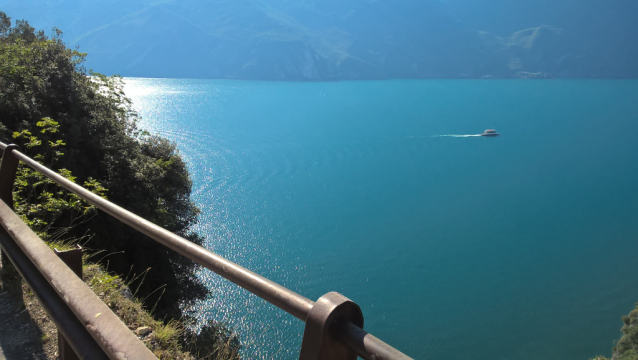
[435,134,483,138]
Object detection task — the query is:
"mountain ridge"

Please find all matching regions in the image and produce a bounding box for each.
[2,0,637,80]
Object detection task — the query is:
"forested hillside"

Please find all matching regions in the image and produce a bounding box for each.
[0,11,205,322]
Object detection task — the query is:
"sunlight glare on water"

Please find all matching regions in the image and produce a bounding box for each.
[124,78,638,360]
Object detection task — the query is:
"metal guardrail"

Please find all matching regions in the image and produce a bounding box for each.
[0,141,412,360]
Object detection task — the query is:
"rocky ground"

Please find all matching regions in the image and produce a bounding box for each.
[0,259,56,360]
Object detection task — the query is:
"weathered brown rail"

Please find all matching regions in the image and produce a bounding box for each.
[0,141,412,360]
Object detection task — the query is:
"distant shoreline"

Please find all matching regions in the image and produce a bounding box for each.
[119,76,638,82]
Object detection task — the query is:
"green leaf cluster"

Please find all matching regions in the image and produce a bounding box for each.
[10,119,106,239]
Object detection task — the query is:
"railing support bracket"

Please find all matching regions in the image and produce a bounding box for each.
[299,292,364,360]
[0,144,19,285]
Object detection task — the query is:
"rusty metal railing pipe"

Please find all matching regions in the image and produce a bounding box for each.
[331,321,413,360]
[9,147,315,321]
[2,142,413,359]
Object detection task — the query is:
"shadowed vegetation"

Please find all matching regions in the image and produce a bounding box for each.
[0,11,240,358]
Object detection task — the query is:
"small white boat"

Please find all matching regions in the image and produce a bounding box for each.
[480,129,499,136]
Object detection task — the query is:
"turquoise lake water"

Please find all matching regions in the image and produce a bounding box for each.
[123,79,638,359]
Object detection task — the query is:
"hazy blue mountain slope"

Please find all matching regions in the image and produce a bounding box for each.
[443,0,638,78]
[68,0,377,80]
[1,0,637,79]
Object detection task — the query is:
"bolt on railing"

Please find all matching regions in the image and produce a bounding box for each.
[0,141,412,360]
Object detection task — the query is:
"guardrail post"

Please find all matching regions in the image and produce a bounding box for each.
[0,144,20,284]
[299,292,364,360]
[54,245,83,360]
[0,144,19,209]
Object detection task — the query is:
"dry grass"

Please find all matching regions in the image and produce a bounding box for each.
[83,263,194,359]
[2,237,240,360]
